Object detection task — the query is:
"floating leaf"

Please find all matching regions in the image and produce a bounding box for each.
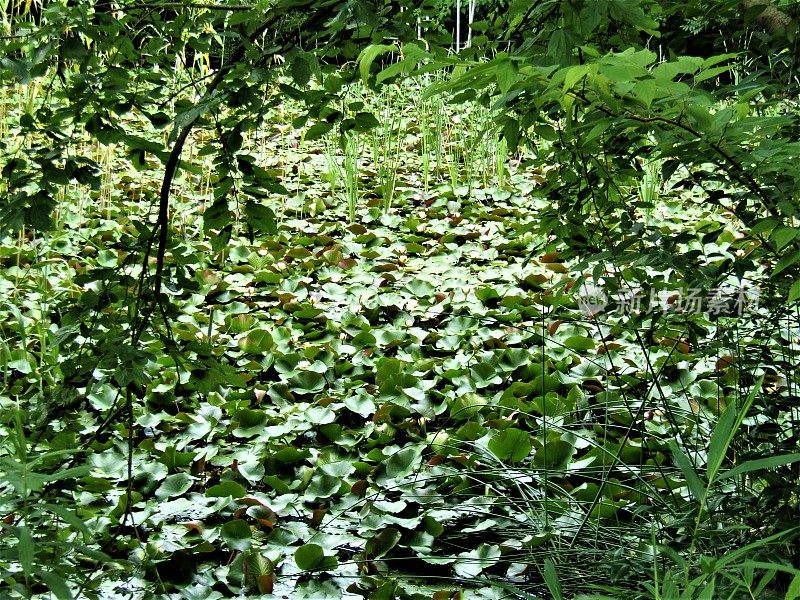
[206,480,247,498]
[488,428,532,463]
[295,543,337,571]
[221,519,251,551]
[156,473,193,499]
[238,329,273,354]
[365,528,401,559]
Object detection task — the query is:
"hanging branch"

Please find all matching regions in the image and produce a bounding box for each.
[148,3,314,304]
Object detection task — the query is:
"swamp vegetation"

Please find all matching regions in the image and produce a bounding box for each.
[0,0,799,598]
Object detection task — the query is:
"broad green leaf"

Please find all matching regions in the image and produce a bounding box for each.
[496,59,518,93]
[243,201,277,235]
[772,227,798,250]
[450,393,485,420]
[379,445,423,482]
[232,409,268,437]
[686,104,713,131]
[354,112,380,132]
[221,519,252,551]
[488,428,532,463]
[547,29,568,64]
[532,437,575,469]
[453,544,501,578]
[294,543,320,570]
[305,122,333,141]
[0,57,30,83]
[304,472,341,500]
[694,64,734,83]
[305,405,335,425]
[295,543,338,571]
[206,481,247,498]
[289,370,326,394]
[790,280,800,303]
[238,329,273,354]
[245,551,274,594]
[155,473,193,499]
[160,447,195,469]
[203,198,232,232]
[291,54,312,86]
[365,528,401,559]
[774,249,800,276]
[563,335,596,351]
[563,64,591,92]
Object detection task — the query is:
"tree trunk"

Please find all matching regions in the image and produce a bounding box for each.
[741,0,793,35]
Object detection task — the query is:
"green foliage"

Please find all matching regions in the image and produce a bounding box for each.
[0,0,798,598]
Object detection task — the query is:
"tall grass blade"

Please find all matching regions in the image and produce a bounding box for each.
[542,558,563,600]
[785,574,800,600]
[716,453,800,481]
[707,375,762,483]
[669,440,704,501]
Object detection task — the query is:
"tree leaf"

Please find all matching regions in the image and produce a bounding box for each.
[243,201,277,235]
[38,571,73,600]
[790,280,800,303]
[357,44,398,84]
[305,122,333,141]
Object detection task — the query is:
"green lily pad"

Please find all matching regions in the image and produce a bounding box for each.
[488,428,532,463]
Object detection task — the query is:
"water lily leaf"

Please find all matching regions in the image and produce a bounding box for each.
[488,428,531,463]
[232,409,268,437]
[532,437,576,469]
[304,472,342,500]
[563,335,596,351]
[295,543,337,571]
[206,481,247,498]
[454,543,501,577]
[344,391,376,417]
[405,278,435,297]
[160,447,195,469]
[304,405,335,424]
[376,446,423,485]
[498,348,530,371]
[450,393,485,420]
[471,362,501,388]
[238,329,273,354]
[156,473,193,499]
[289,371,326,394]
[365,528,401,559]
[221,519,252,551]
